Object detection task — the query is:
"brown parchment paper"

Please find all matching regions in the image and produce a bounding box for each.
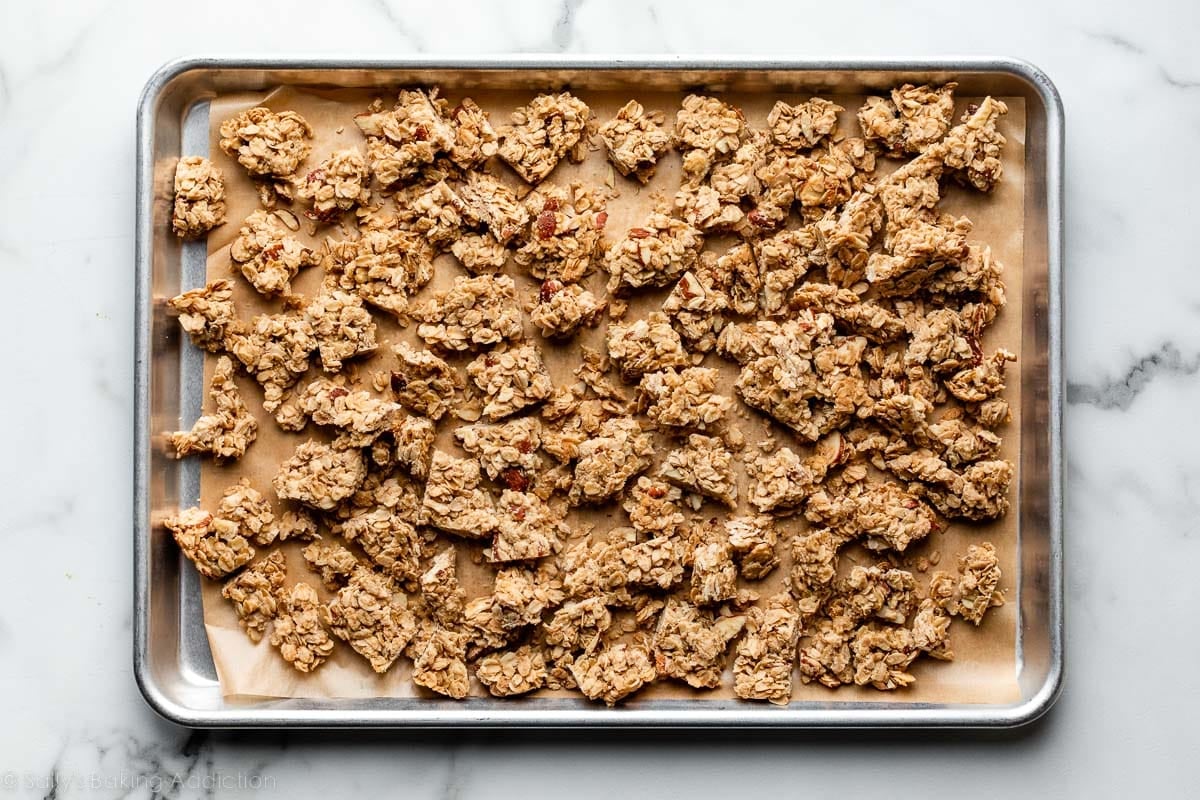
[194,84,1025,705]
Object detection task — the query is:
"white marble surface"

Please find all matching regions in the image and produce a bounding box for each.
[1,0,1197,796]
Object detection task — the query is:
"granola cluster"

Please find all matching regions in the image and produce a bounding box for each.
[163,83,1016,702]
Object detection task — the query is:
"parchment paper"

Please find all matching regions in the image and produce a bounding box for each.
[194,84,1026,705]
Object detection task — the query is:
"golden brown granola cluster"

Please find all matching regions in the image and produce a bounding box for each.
[162,82,1014,704]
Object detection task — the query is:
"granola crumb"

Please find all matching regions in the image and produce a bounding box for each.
[222,550,286,642]
[497,92,590,183]
[162,506,254,580]
[167,280,239,353]
[167,356,258,461]
[272,440,367,512]
[271,582,336,673]
[324,568,415,673]
[413,275,524,353]
[570,642,657,705]
[172,156,226,238]
[476,644,549,697]
[598,99,672,183]
[466,343,555,420]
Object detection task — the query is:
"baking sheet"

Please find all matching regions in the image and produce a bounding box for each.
[191,84,1025,705]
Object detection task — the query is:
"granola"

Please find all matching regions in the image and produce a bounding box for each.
[226,308,316,412]
[324,568,416,673]
[529,280,604,338]
[218,107,312,192]
[455,416,543,482]
[447,97,499,169]
[306,288,378,372]
[804,479,937,552]
[167,280,239,353]
[941,97,1009,192]
[272,440,367,512]
[167,356,257,461]
[931,542,1004,625]
[514,183,607,283]
[605,312,691,381]
[172,157,226,238]
[271,582,336,673]
[725,515,779,580]
[568,417,654,505]
[221,550,286,642]
[605,214,704,290]
[325,227,435,318]
[690,534,738,607]
[639,367,732,431]
[622,477,687,538]
[296,148,371,222]
[389,343,461,421]
[476,645,548,697]
[413,275,524,353]
[410,624,471,698]
[354,89,454,186]
[496,92,590,183]
[658,434,739,509]
[340,505,422,587]
[216,478,276,546]
[230,210,321,296]
[570,642,657,706]
[858,83,956,157]
[674,94,745,183]
[491,490,564,562]
[598,100,672,183]
[767,98,842,151]
[851,623,918,690]
[733,592,801,704]
[420,450,499,538]
[653,600,745,688]
[162,507,254,580]
[466,344,554,420]
[301,540,361,591]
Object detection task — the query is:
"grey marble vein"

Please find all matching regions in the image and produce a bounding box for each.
[1083,29,1200,90]
[1066,343,1200,410]
[552,0,587,50]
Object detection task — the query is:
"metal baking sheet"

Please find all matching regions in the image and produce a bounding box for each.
[134,56,1063,728]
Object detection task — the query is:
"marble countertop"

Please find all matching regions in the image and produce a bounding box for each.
[2,0,1197,796]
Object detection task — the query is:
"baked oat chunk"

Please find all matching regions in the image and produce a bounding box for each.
[325,227,435,318]
[857,83,956,157]
[945,348,1015,403]
[658,434,739,509]
[674,94,746,183]
[172,156,226,238]
[653,600,745,689]
[790,283,905,343]
[911,598,954,660]
[389,343,461,421]
[672,182,745,232]
[216,478,275,546]
[301,540,361,591]
[491,490,565,563]
[690,533,738,607]
[619,533,687,591]
[887,450,1014,521]
[466,344,554,421]
[851,623,918,690]
[543,597,613,652]
[789,528,845,604]
[420,450,499,538]
[605,312,691,381]
[272,440,367,512]
[804,480,936,552]
[530,279,604,338]
[325,568,416,674]
[797,618,854,688]
[455,416,543,482]
[306,288,378,372]
[622,477,686,538]
[476,645,549,697]
[413,275,524,353]
[461,596,519,659]
[904,307,978,374]
[598,99,672,183]
[273,508,320,542]
[271,582,336,673]
[392,415,436,480]
[733,592,801,704]
[568,416,654,505]
[941,96,1009,192]
[229,210,321,296]
[341,506,422,587]
[605,214,705,290]
[167,280,239,353]
[457,171,530,245]
[753,226,823,317]
[354,89,455,186]
[447,97,499,169]
[496,91,590,183]
[639,367,732,431]
[746,447,826,514]
[451,232,509,274]
[796,139,873,215]
[162,507,254,580]
[226,309,316,413]
[218,106,312,180]
[661,270,728,353]
[927,417,1002,467]
[493,563,566,629]
[221,550,286,643]
[570,642,657,706]
[420,546,466,626]
[167,356,258,461]
[866,215,973,297]
[515,183,608,283]
[725,515,779,580]
[714,242,761,317]
[407,180,480,249]
[281,378,404,447]
[828,566,920,629]
[296,148,371,223]
[931,542,1004,625]
[766,97,843,151]
[409,623,471,699]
